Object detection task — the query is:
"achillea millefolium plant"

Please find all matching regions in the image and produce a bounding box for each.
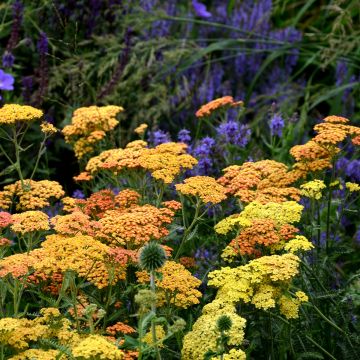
[0,98,359,360]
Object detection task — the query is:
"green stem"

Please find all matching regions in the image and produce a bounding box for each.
[30,136,48,180]
[150,271,161,360]
[305,335,337,360]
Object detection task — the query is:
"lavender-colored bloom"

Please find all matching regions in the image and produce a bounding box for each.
[355,227,360,244]
[149,129,171,146]
[37,32,49,54]
[0,69,14,98]
[21,75,33,103]
[72,189,85,199]
[2,51,15,68]
[192,0,211,18]
[346,160,360,182]
[216,120,251,147]
[193,136,215,175]
[269,113,284,137]
[177,129,191,144]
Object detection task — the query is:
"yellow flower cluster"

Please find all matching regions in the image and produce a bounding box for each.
[40,122,58,135]
[62,105,123,159]
[31,234,126,288]
[142,325,166,348]
[279,291,308,319]
[207,253,307,318]
[223,348,247,360]
[9,349,64,360]
[84,142,197,184]
[72,334,124,359]
[214,215,251,235]
[138,142,198,183]
[182,300,246,360]
[0,308,78,351]
[218,160,300,204]
[346,182,360,192]
[0,104,43,124]
[134,123,148,135]
[239,201,303,226]
[176,176,227,204]
[284,235,314,253]
[0,180,64,211]
[0,309,125,359]
[11,211,50,235]
[137,261,202,308]
[300,180,326,200]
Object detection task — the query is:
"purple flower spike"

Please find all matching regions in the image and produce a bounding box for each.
[269,113,284,137]
[192,0,211,18]
[2,51,15,68]
[0,69,15,91]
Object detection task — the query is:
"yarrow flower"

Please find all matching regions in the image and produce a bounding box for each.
[300,180,326,200]
[346,182,360,192]
[11,211,50,235]
[134,123,148,135]
[0,104,43,125]
[62,105,123,159]
[195,96,243,118]
[137,260,202,308]
[176,176,227,204]
[40,122,58,135]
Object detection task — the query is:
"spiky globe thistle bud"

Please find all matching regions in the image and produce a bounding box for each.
[216,315,232,332]
[139,242,167,272]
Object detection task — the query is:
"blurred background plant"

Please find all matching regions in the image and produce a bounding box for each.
[0,0,359,190]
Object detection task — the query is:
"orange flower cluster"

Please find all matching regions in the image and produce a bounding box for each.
[195,96,243,118]
[227,220,299,257]
[108,247,138,267]
[176,176,227,204]
[11,211,50,235]
[290,115,360,177]
[137,261,202,308]
[97,205,175,248]
[62,189,141,219]
[83,142,197,184]
[51,211,101,236]
[62,105,123,159]
[0,180,64,211]
[0,252,38,278]
[106,322,136,336]
[217,160,300,204]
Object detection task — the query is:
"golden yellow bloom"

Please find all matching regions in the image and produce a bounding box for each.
[0,104,43,124]
[137,261,202,308]
[142,325,166,348]
[300,180,326,200]
[11,211,50,235]
[0,180,64,211]
[32,234,126,288]
[346,182,360,192]
[40,122,58,135]
[9,349,64,360]
[176,176,227,204]
[62,105,123,159]
[71,335,124,359]
[182,300,246,360]
[134,123,148,135]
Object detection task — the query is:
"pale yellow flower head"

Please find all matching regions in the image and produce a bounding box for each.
[0,104,43,125]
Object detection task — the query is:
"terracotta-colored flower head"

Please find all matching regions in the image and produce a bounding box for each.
[195,96,243,118]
